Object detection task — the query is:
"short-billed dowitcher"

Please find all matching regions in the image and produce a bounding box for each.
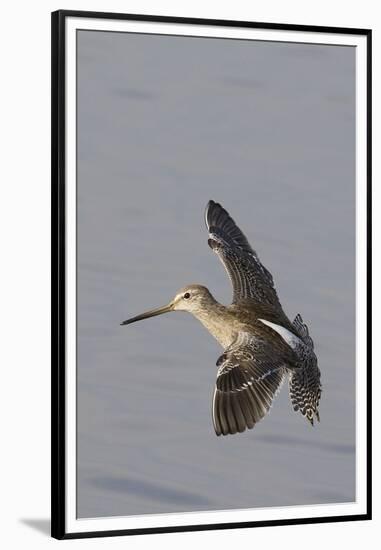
[121,201,322,436]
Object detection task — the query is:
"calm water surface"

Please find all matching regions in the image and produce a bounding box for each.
[76,31,356,518]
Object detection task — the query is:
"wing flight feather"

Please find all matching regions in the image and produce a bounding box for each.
[212,332,287,436]
[205,200,280,308]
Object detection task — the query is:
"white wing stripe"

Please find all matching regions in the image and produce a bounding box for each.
[258,319,302,350]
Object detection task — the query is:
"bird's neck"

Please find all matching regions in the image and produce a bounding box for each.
[191,301,236,348]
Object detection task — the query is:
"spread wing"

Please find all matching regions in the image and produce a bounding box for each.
[205,200,281,308]
[205,201,281,309]
[212,332,288,436]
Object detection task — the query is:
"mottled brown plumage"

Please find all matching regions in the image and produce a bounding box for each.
[121,200,322,436]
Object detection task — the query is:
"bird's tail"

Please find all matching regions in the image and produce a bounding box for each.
[259,314,322,425]
[289,314,322,425]
[292,313,314,349]
[289,367,322,425]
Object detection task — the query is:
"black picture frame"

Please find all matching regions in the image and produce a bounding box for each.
[51,9,372,540]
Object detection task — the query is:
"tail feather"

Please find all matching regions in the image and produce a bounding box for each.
[292,313,314,349]
[289,358,322,425]
[289,314,321,425]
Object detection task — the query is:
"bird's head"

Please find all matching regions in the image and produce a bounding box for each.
[120,284,214,326]
[172,284,214,313]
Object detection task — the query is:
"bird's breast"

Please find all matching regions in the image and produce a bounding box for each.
[192,307,243,349]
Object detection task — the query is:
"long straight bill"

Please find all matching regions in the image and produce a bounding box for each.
[120,302,174,326]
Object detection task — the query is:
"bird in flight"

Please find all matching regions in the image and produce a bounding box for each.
[121,200,322,436]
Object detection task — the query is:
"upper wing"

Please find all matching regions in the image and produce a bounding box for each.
[212,332,288,436]
[205,200,281,308]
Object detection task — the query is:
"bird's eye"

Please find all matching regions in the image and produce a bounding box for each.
[183,292,191,299]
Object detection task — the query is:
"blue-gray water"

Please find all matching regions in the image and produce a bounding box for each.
[76,31,356,518]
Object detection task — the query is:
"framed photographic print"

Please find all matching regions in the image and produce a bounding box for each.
[51,10,372,540]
